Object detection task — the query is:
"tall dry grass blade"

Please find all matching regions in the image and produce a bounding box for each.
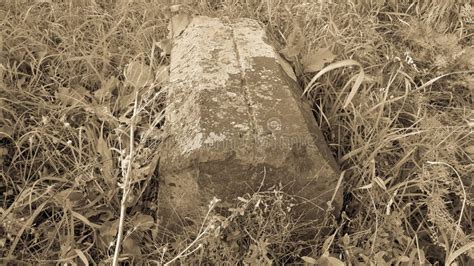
[415,70,474,92]
[302,59,364,109]
[8,201,48,257]
[445,242,474,266]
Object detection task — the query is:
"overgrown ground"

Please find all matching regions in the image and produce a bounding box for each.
[0,0,473,265]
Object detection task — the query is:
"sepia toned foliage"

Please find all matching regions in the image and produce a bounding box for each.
[0,0,472,264]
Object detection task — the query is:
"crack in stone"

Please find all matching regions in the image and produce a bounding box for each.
[229,23,258,145]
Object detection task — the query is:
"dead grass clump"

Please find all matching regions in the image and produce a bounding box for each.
[1,0,472,264]
[288,0,473,264]
[1,0,167,264]
[156,187,337,265]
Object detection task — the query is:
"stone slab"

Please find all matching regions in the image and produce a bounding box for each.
[158,16,342,228]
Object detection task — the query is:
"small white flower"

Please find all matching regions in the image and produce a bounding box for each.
[208,197,221,209]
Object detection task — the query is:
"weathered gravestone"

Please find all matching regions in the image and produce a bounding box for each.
[158,16,342,228]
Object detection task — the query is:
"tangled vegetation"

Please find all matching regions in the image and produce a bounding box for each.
[0,0,472,264]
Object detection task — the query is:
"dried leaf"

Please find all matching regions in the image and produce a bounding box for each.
[117,90,137,113]
[374,251,387,265]
[322,233,335,253]
[94,76,118,102]
[55,87,85,107]
[465,145,474,155]
[314,253,345,266]
[341,234,350,246]
[124,61,152,88]
[396,256,410,263]
[72,211,101,229]
[276,54,297,81]
[156,65,169,84]
[157,39,172,56]
[374,176,387,191]
[74,249,89,266]
[324,256,345,266]
[132,213,154,231]
[85,104,119,127]
[301,256,318,264]
[99,220,119,238]
[68,191,84,202]
[280,18,305,61]
[98,220,118,250]
[0,64,5,85]
[85,206,113,222]
[0,125,13,139]
[135,152,160,181]
[97,135,115,187]
[0,147,7,164]
[302,48,336,73]
[168,14,190,39]
[170,4,182,12]
[122,237,141,256]
[54,188,73,203]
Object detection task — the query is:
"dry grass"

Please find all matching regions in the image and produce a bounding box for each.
[0,0,473,264]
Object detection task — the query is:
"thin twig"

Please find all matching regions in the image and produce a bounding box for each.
[112,90,139,266]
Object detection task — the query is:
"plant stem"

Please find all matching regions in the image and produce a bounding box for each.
[112,90,138,266]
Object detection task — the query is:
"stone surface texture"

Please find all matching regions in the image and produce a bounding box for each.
[158,16,342,227]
